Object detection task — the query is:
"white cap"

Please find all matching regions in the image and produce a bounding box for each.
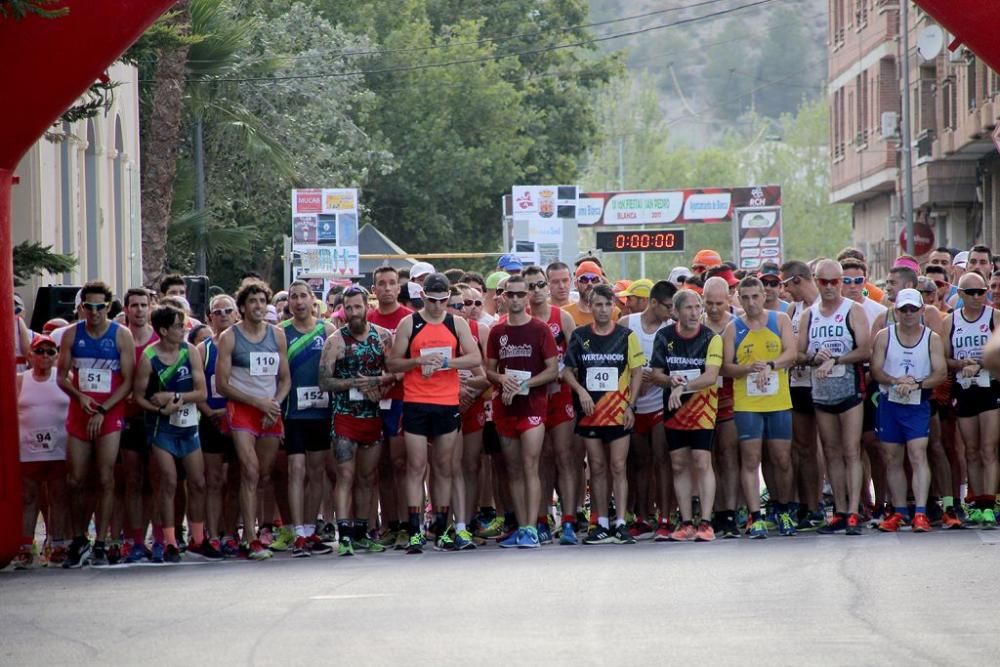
[410,261,435,279]
[953,251,969,268]
[894,288,923,309]
[264,304,279,323]
[668,267,693,286]
[407,282,424,300]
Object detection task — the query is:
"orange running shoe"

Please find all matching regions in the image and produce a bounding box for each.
[694,520,716,542]
[668,523,697,542]
[942,507,963,529]
[912,512,932,533]
[878,513,903,532]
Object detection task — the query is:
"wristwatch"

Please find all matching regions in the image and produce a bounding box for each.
[766,361,775,370]
[174,392,181,403]
[96,405,107,415]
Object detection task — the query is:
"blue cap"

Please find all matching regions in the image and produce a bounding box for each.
[498,253,524,271]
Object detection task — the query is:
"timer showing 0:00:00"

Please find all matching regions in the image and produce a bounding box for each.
[595,229,686,253]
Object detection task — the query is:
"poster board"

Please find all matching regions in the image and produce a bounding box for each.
[291,188,360,278]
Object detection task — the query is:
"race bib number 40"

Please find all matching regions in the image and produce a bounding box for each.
[169,403,199,428]
[80,368,112,393]
[249,352,279,376]
[586,367,617,393]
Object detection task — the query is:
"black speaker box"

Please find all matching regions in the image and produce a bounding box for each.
[30,285,81,332]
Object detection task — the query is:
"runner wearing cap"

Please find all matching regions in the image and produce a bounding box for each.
[758,264,790,313]
[692,249,723,276]
[497,253,523,276]
[668,267,692,288]
[706,265,740,306]
[409,261,436,286]
[942,271,1000,527]
[619,279,673,539]
[482,271,509,325]
[870,288,947,533]
[564,260,620,326]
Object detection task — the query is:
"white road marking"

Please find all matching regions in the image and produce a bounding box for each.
[309,593,393,601]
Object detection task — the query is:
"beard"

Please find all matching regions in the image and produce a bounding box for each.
[348,315,366,335]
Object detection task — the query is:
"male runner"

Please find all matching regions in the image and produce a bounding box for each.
[563,284,646,545]
[546,261,574,309]
[486,274,559,548]
[564,261,619,326]
[387,273,481,554]
[759,264,790,313]
[650,289,722,542]
[319,286,395,555]
[870,289,947,532]
[722,277,797,539]
[215,280,291,560]
[58,281,136,567]
[798,259,871,535]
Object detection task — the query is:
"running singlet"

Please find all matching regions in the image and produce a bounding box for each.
[282,320,329,419]
[368,305,411,401]
[732,311,791,412]
[70,320,125,401]
[404,312,460,406]
[650,323,722,430]
[143,344,199,437]
[880,325,932,403]
[202,338,227,410]
[788,300,812,389]
[487,318,558,418]
[18,371,69,463]
[564,301,620,327]
[332,326,385,419]
[949,307,994,388]
[125,330,159,419]
[563,324,646,428]
[626,312,666,415]
[229,325,280,400]
[806,299,863,406]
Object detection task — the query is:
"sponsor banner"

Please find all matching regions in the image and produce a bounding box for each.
[733,206,783,271]
[292,188,360,276]
[293,244,360,277]
[511,185,579,257]
[578,186,781,226]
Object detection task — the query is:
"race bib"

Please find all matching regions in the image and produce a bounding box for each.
[814,363,846,380]
[209,374,218,397]
[957,369,991,389]
[507,369,532,396]
[26,428,56,453]
[887,385,921,405]
[789,366,812,388]
[249,352,279,376]
[586,367,617,392]
[297,386,329,408]
[379,399,393,410]
[420,346,452,372]
[80,368,112,393]
[670,369,701,394]
[169,403,199,428]
[348,387,365,402]
[746,371,779,396]
[458,369,473,381]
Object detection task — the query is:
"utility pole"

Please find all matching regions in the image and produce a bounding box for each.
[900,1,915,254]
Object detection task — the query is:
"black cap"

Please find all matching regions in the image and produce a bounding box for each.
[422,273,450,295]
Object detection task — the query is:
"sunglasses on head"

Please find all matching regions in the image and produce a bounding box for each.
[527,280,548,291]
[343,286,367,297]
[464,299,483,307]
[505,290,528,299]
[817,278,841,287]
[961,288,987,297]
[425,295,450,304]
[211,307,235,316]
[82,302,109,312]
[781,275,800,286]
[842,276,865,285]
[32,347,57,356]
[897,305,921,314]
[933,280,949,289]
[577,275,601,284]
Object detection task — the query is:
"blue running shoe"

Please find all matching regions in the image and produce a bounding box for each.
[499,527,521,549]
[559,522,578,545]
[151,542,165,563]
[124,542,148,564]
[536,523,553,545]
[749,520,768,539]
[518,526,540,549]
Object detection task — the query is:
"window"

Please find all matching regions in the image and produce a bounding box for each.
[967,55,977,110]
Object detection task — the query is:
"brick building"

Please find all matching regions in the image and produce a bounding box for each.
[828,0,1000,278]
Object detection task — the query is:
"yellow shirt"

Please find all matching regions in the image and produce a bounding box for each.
[731,311,791,412]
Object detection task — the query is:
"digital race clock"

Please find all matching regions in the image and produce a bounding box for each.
[594,229,686,253]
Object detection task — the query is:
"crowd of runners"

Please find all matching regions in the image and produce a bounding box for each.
[13,243,1000,568]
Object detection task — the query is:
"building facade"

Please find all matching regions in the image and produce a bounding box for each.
[11,62,142,320]
[828,0,1000,278]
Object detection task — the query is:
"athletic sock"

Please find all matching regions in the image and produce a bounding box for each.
[894,506,909,520]
[337,519,353,539]
[433,507,449,535]
[598,516,609,529]
[480,506,497,522]
[295,524,306,538]
[537,514,549,527]
[407,506,421,536]
[456,522,466,533]
[504,511,517,529]
[751,511,762,523]
[942,495,955,510]
[132,528,145,544]
[788,501,800,516]
[562,513,575,525]
[614,518,625,528]
[190,521,205,546]
[354,519,369,541]
[915,506,926,516]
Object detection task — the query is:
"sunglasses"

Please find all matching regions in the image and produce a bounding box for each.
[210,307,236,316]
[781,275,801,286]
[760,278,781,287]
[933,280,949,289]
[577,275,601,284]
[343,286,368,297]
[504,290,528,299]
[842,276,865,285]
[32,348,57,356]
[463,299,483,308]
[495,288,505,296]
[82,302,109,312]
[425,295,450,304]
[527,280,548,291]
[961,288,987,297]
[448,302,464,309]
[897,305,921,313]
[817,278,841,287]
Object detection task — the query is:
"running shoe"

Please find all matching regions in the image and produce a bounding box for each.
[612,524,635,545]
[749,520,768,539]
[291,536,311,558]
[476,516,504,539]
[406,533,425,555]
[695,521,716,542]
[394,531,410,551]
[199,539,224,561]
[454,529,476,550]
[763,510,778,531]
[575,509,590,535]
[13,545,34,570]
[354,536,387,553]
[498,528,521,549]
[221,537,241,558]
[518,526,541,549]
[654,522,673,542]
[980,508,997,530]
[434,532,456,552]
[777,512,797,537]
[536,523,553,545]
[912,512,932,533]
[378,529,399,547]
[942,507,963,529]
[258,526,274,548]
[735,506,749,530]
[496,526,517,544]
[308,534,333,555]
[338,536,355,557]
[106,543,122,565]
[47,545,68,567]
[963,507,984,528]
[559,522,578,545]
[845,513,862,536]
[818,514,847,535]
[165,545,182,564]
[669,523,696,542]
[722,517,741,539]
[246,539,273,560]
[319,522,338,543]
[151,542,165,564]
[125,542,149,564]
[878,513,904,532]
[629,519,655,541]
[583,525,614,545]
[91,543,109,566]
[270,525,295,552]
[927,502,943,526]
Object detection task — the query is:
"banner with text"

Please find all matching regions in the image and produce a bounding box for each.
[510,185,579,264]
[577,186,781,226]
[733,206,783,271]
[291,188,360,277]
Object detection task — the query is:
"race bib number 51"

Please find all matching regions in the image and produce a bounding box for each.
[80,368,112,393]
[586,367,617,392]
[249,352,279,376]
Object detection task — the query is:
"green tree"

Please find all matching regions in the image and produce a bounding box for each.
[12,242,76,286]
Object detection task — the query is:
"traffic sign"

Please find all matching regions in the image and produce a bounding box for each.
[899,221,935,256]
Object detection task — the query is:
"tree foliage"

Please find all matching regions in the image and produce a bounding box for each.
[13,241,76,286]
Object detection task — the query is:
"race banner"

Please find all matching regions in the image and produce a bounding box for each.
[291,188,360,277]
[577,186,781,226]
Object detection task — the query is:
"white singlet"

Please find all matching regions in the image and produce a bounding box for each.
[18,371,70,463]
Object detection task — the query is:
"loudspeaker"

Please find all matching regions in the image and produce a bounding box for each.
[183,275,209,320]
[30,285,81,332]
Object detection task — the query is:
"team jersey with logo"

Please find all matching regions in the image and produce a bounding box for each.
[564,324,646,428]
[281,320,330,420]
[486,318,558,418]
[650,323,722,430]
[143,344,199,437]
[332,325,385,419]
[731,311,791,412]
[70,320,125,401]
[806,299,863,405]
[949,307,993,364]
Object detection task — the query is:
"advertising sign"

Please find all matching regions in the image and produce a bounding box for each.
[510,185,579,264]
[291,188,360,277]
[733,206,783,271]
[577,186,781,226]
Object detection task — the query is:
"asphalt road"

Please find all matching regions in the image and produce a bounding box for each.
[2,529,999,666]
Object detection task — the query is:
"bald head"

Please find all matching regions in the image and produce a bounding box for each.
[959,271,987,289]
[703,276,729,301]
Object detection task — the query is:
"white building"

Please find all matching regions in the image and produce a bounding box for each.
[11,62,142,321]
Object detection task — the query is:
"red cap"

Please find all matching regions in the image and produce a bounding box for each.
[30,334,56,350]
[715,267,739,287]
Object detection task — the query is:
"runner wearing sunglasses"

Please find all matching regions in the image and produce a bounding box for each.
[758,264,789,313]
[564,261,619,326]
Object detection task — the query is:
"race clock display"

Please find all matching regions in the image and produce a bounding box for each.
[594,229,685,253]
